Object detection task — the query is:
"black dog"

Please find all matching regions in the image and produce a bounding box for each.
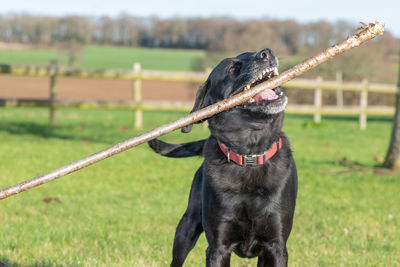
[149,48,297,267]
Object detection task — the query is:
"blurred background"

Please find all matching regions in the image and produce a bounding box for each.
[0,0,398,104]
[0,1,399,266]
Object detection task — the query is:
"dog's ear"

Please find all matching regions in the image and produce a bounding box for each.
[182,80,210,133]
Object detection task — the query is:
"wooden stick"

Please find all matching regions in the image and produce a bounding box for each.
[0,22,384,200]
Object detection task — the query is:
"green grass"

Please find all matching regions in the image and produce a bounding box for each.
[0,49,67,66]
[393,64,399,75]
[0,107,399,266]
[0,46,206,71]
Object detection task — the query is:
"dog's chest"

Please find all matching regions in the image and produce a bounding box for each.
[206,160,286,257]
[220,192,281,258]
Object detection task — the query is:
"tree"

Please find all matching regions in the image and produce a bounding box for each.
[384,50,400,170]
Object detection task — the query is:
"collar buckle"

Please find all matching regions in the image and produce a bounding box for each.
[243,153,265,166]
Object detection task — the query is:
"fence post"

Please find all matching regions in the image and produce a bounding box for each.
[314,76,323,123]
[49,60,58,126]
[132,63,142,129]
[336,70,343,107]
[359,78,368,130]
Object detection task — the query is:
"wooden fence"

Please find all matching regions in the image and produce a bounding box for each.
[0,63,397,130]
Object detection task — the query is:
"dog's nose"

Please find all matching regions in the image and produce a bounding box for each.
[257,48,273,61]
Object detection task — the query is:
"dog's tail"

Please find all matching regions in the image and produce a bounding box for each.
[148,139,206,158]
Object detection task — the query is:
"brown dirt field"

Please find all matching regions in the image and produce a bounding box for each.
[0,75,200,102]
[0,76,395,106]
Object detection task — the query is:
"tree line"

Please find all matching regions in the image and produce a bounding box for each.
[0,15,396,53]
[0,14,398,82]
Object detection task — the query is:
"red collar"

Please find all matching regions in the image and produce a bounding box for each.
[218,138,282,166]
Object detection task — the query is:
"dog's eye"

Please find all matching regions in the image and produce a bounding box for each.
[228,66,236,73]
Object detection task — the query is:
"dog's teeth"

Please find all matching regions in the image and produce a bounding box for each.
[262,70,266,75]
[248,98,255,103]
[280,92,283,96]
[259,74,263,80]
[274,68,279,75]
[246,84,250,90]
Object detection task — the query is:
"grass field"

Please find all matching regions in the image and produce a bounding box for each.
[1,45,396,83]
[0,46,206,71]
[0,107,399,266]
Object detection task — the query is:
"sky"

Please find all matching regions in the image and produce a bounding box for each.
[1,0,399,37]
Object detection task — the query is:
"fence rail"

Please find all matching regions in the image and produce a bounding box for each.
[0,63,397,130]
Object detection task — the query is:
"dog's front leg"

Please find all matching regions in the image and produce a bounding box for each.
[170,212,203,267]
[205,246,231,267]
[171,168,204,267]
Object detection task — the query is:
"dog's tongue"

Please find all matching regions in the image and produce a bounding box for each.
[253,89,278,103]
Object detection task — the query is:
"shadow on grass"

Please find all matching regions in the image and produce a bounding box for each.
[287,113,393,123]
[0,121,121,144]
[1,113,392,145]
[305,157,383,169]
[339,157,400,176]
[298,158,394,176]
[0,122,56,138]
[307,157,400,177]
[0,258,53,267]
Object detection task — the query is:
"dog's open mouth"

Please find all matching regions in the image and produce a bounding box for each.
[242,67,284,106]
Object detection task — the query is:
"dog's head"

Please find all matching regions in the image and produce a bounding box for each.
[182,48,287,133]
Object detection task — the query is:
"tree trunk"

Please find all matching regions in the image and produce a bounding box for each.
[384,51,400,170]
